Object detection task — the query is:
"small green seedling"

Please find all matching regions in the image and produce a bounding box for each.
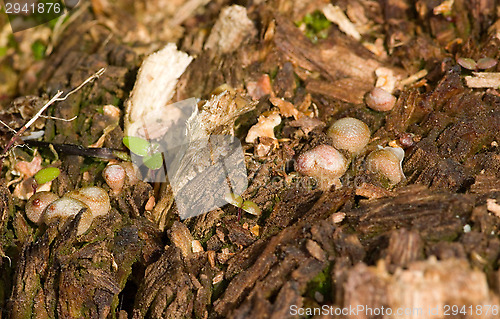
[122,136,163,170]
[457,57,498,70]
[34,167,60,185]
[122,136,150,157]
[224,193,261,220]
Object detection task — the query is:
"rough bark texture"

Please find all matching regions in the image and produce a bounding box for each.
[0,0,500,318]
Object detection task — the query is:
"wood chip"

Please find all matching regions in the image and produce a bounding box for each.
[14,155,42,177]
[246,74,272,100]
[322,4,361,41]
[191,240,204,253]
[355,182,393,199]
[168,221,195,258]
[289,116,325,134]
[250,225,260,237]
[125,43,193,138]
[204,5,256,54]
[487,198,500,217]
[269,97,302,119]
[245,112,281,144]
[375,67,398,93]
[465,72,500,88]
[398,69,428,88]
[331,212,346,224]
[213,271,224,285]
[305,239,326,261]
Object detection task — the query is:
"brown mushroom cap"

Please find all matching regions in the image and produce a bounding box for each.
[44,197,89,225]
[366,147,405,185]
[327,117,371,154]
[103,164,126,193]
[296,144,348,189]
[365,87,397,112]
[25,191,59,224]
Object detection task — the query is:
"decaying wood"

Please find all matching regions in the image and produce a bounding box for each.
[1,0,500,318]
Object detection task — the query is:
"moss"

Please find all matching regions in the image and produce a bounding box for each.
[295,11,331,43]
[305,263,332,301]
[31,40,46,60]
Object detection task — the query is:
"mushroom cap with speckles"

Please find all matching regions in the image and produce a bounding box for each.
[65,186,111,218]
[365,87,397,112]
[44,197,89,224]
[366,146,405,185]
[103,164,126,193]
[296,145,348,188]
[25,191,59,224]
[327,117,371,154]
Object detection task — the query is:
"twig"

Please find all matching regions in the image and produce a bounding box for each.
[40,115,78,122]
[0,119,17,133]
[23,140,131,161]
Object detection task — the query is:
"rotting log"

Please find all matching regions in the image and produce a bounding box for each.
[0,0,499,318]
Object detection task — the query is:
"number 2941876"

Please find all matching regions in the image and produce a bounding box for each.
[443,305,499,316]
[4,2,62,15]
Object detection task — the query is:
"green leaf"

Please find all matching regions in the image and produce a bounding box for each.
[143,152,163,170]
[241,200,261,216]
[34,167,60,185]
[224,193,243,208]
[457,57,477,70]
[123,136,150,157]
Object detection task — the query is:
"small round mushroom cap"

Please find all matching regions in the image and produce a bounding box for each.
[120,162,140,186]
[365,87,397,112]
[296,145,348,189]
[327,117,371,154]
[44,197,89,224]
[26,191,59,224]
[366,146,405,185]
[65,186,111,218]
[103,164,126,193]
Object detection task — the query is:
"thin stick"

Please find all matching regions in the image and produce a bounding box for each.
[0,119,16,133]
[40,115,78,122]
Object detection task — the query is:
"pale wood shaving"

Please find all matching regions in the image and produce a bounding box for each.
[465,72,500,88]
[322,4,361,41]
[487,198,500,218]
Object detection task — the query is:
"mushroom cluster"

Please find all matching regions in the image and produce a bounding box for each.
[295,117,406,189]
[25,186,111,235]
[296,117,371,189]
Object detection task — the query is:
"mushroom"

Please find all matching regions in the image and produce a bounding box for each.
[64,186,111,218]
[103,164,126,194]
[327,117,371,154]
[366,146,405,185]
[43,197,94,235]
[120,162,140,186]
[295,144,348,189]
[25,191,59,224]
[365,87,397,112]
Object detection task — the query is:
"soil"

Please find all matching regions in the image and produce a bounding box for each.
[0,0,499,318]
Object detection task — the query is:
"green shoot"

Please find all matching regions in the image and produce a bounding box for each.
[34,167,60,185]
